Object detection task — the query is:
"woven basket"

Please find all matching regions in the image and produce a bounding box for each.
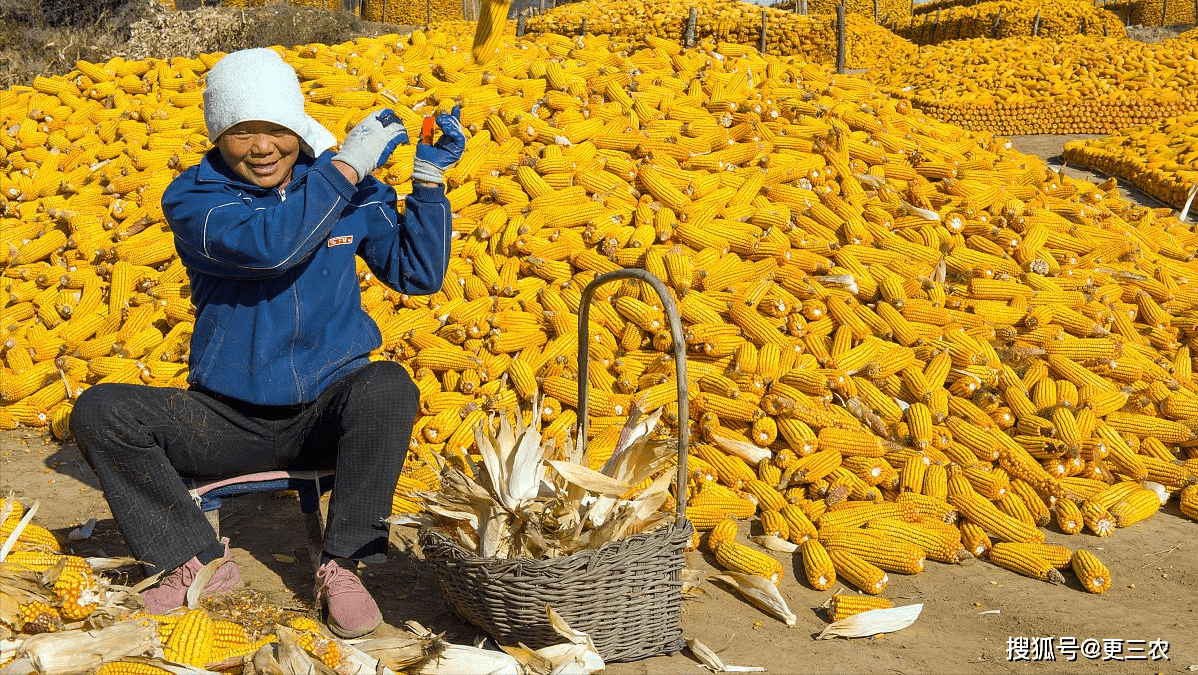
[419,269,694,663]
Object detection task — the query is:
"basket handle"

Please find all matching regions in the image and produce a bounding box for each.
[576,269,689,526]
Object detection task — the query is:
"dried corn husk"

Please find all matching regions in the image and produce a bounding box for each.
[817,604,924,639]
[686,638,766,672]
[750,535,800,553]
[6,619,158,675]
[713,573,797,626]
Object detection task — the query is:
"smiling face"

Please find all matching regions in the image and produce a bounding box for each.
[216,121,302,189]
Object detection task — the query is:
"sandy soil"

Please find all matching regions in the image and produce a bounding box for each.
[2,135,1196,674]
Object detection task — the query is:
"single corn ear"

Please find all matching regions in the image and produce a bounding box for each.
[1071,550,1111,594]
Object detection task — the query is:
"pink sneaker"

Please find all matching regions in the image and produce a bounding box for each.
[315,559,383,638]
[140,545,240,615]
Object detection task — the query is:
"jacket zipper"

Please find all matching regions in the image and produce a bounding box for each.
[277,186,287,202]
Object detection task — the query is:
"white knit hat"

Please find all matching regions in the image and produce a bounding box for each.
[203,48,337,157]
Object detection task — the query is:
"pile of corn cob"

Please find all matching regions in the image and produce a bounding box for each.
[1101,0,1197,26]
[866,35,1198,135]
[216,0,351,9]
[361,0,466,26]
[1062,112,1198,210]
[523,0,917,69]
[768,0,912,22]
[3,22,1198,602]
[895,0,1126,45]
[1,498,104,637]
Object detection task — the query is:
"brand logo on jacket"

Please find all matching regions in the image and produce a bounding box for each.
[327,235,354,247]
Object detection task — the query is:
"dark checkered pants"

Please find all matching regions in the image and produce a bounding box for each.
[71,360,417,575]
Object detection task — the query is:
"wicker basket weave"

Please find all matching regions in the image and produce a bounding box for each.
[419,269,694,663]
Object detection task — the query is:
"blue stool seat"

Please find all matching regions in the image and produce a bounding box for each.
[182,469,336,566]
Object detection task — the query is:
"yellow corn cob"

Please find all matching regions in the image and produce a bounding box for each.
[707,518,739,552]
[96,663,174,675]
[759,509,789,540]
[824,530,926,574]
[801,538,837,591]
[1070,549,1112,594]
[828,548,888,595]
[959,520,993,558]
[208,635,279,665]
[714,540,784,585]
[50,556,100,620]
[828,595,894,622]
[1177,485,1197,521]
[16,599,63,634]
[864,518,968,564]
[988,542,1066,584]
[163,608,215,666]
[1081,501,1116,537]
[1108,488,1161,528]
[1055,499,1085,535]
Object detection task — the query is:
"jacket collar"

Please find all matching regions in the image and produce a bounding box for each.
[195,147,321,194]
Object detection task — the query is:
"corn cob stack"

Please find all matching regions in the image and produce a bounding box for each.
[473,0,514,64]
[1062,112,1198,209]
[896,0,1126,44]
[361,0,466,24]
[1103,0,1196,26]
[524,0,917,69]
[866,36,1198,135]
[3,26,1198,600]
[769,0,911,22]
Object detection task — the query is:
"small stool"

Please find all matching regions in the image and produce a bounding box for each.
[183,469,336,567]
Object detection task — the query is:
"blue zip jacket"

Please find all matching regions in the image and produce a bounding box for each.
[163,148,452,405]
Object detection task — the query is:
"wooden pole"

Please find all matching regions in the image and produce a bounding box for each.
[873,0,878,22]
[686,6,697,47]
[836,1,846,73]
[799,0,807,15]
[992,5,1003,38]
[426,0,431,29]
[932,7,940,42]
[381,0,387,22]
[516,13,526,35]
[1160,0,1168,25]
[581,16,587,35]
[1032,9,1040,35]
[760,10,768,53]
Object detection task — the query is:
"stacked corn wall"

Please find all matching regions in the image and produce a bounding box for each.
[1062,112,1198,209]
[1101,0,1197,26]
[523,0,917,69]
[217,0,352,9]
[361,0,466,24]
[3,25,1198,594]
[866,36,1198,135]
[768,0,911,23]
[894,0,1126,44]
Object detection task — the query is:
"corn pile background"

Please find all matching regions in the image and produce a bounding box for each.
[523,0,918,69]
[895,0,1126,44]
[767,0,911,22]
[1102,0,1197,26]
[361,0,467,26]
[864,35,1198,135]
[1062,112,1198,209]
[3,3,1198,604]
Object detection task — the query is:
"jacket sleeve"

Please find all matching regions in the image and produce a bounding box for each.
[357,182,453,295]
[164,158,359,280]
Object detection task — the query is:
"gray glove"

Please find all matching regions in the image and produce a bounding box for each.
[333,109,409,181]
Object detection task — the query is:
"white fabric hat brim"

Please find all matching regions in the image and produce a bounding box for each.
[203,48,337,157]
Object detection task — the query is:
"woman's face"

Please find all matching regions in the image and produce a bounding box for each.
[217,121,301,189]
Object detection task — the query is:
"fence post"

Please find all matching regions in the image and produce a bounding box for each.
[799,0,807,15]
[686,6,698,47]
[760,10,768,53]
[836,1,846,73]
